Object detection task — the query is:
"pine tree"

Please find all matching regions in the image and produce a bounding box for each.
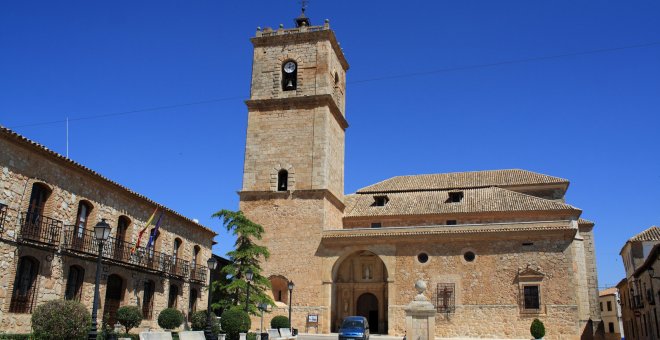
[212,209,274,315]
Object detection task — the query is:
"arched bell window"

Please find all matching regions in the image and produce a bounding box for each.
[282,61,297,91]
[278,170,288,191]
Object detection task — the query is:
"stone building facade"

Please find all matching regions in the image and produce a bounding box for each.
[0,126,216,333]
[238,13,602,340]
[598,288,624,340]
[617,226,660,339]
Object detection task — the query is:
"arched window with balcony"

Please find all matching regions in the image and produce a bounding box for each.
[25,182,51,226]
[10,256,40,313]
[74,201,93,238]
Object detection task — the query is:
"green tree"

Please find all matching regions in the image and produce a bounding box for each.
[212,209,274,315]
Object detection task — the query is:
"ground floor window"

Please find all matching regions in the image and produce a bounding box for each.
[143,280,155,319]
[10,256,40,313]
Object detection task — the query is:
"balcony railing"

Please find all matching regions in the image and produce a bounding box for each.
[63,226,190,277]
[189,264,208,283]
[632,294,645,309]
[19,212,63,246]
[0,203,7,232]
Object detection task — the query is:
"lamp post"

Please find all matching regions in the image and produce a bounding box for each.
[258,303,268,333]
[88,219,111,340]
[205,257,218,340]
[288,281,295,332]
[245,268,254,312]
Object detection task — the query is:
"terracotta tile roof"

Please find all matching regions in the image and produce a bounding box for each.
[0,125,216,235]
[356,169,569,194]
[344,186,579,218]
[629,226,660,242]
[578,218,595,226]
[599,287,617,297]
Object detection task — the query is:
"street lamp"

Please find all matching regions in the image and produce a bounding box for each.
[205,257,218,340]
[258,303,268,333]
[245,268,254,312]
[88,218,111,340]
[288,281,295,331]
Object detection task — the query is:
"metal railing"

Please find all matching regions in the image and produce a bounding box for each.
[18,212,63,246]
[63,226,190,277]
[632,294,645,309]
[189,264,208,283]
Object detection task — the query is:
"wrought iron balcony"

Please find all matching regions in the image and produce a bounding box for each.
[63,226,190,278]
[632,294,645,309]
[189,264,208,283]
[18,212,63,246]
[0,203,7,232]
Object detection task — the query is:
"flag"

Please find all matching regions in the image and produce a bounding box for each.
[131,207,158,254]
[145,211,164,251]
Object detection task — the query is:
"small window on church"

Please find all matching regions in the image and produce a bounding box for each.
[448,192,464,203]
[373,195,389,206]
[282,61,297,91]
[417,253,429,263]
[334,72,339,85]
[523,285,540,310]
[446,220,457,225]
[371,222,382,228]
[463,251,475,262]
[278,170,288,191]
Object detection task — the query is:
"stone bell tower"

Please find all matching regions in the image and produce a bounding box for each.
[238,11,349,331]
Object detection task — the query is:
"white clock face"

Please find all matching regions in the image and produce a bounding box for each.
[283,62,296,73]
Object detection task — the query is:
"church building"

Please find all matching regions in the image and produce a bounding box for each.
[239,11,601,340]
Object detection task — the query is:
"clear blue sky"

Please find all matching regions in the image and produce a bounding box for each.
[1,1,659,288]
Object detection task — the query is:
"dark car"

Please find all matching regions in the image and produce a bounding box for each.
[338,316,369,340]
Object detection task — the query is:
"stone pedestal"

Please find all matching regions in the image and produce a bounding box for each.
[405,280,436,340]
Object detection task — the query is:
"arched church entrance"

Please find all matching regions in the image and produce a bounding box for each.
[331,251,388,334]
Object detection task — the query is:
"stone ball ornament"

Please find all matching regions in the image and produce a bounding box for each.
[415,280,427,294]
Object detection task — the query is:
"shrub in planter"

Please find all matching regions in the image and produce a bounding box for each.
[191,310,221,334]
[31,299,91,340]
[530,318,546,339]
[270,315,290,329]
[158,308,184,330]
[116,306,143,334]
[220,307,251,340]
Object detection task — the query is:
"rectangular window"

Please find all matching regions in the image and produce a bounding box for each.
[446,220,457,225]
[523,285,540,310]
[608,322,614,333]
[371,222,382,228]
[600,302,603,311]
[607,300,612,311]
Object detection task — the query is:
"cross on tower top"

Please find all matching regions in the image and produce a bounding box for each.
[295,0,311,27]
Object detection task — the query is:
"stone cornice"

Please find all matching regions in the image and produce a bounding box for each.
[322,220,576,240]
[245,95,348,130]
[251,28,349,71]
[239,189,345,211]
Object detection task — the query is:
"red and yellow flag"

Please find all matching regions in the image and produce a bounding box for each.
[131,207,158,254]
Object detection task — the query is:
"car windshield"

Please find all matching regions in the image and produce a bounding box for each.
[342,320,364,329]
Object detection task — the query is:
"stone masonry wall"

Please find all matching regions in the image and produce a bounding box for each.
[0,136,214,333]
